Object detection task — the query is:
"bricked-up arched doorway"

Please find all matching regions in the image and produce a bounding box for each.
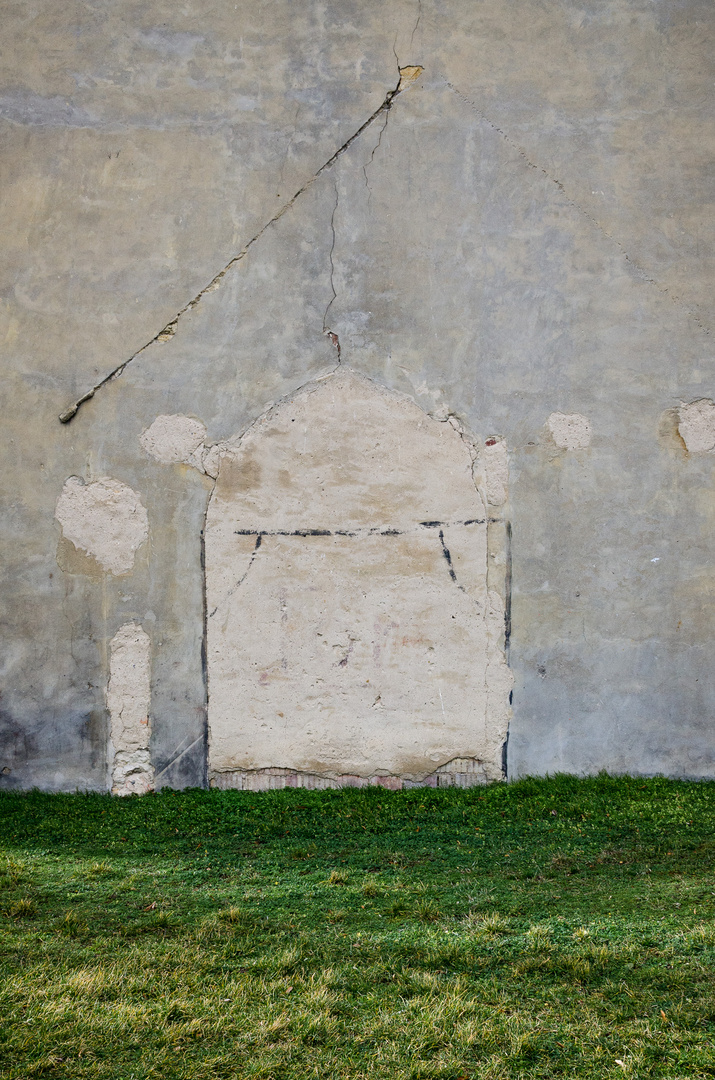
[205,369,511,790]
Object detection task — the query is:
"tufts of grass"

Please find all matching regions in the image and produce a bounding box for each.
[361,879,383,898]
[58,909,87,937]
[525,922,553,949]
[416,901,440,923]
[87,860,113,876]
[7,896,36,918]
[465,910,512,935]
[0,855,25,887]
[218,905,253,929]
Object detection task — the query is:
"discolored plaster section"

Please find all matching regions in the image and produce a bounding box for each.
[483,438,509,506]
[107,622,153,795]
[205,369,512,787]
[55,478,148,576]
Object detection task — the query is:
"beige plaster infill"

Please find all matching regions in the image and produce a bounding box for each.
[205,369,512,789]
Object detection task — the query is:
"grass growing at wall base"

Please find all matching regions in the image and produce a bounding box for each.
[1,774,714,1079]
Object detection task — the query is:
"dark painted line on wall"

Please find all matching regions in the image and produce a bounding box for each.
[233,520,489,538]
[438,529,458,582]
[504,520,512,658]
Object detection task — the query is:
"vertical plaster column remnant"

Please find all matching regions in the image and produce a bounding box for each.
[107,622,153,795]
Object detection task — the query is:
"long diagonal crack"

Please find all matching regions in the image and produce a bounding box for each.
[446,79,711,339]
[59,65,423,424]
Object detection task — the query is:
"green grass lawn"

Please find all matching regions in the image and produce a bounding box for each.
[1,774,714,1079]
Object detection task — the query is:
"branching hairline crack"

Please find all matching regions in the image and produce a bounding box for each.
[410,0,422,50]
[322,175,340,360]
[59,66,422,424]
[363,110,389,203]
[445,78,710,339]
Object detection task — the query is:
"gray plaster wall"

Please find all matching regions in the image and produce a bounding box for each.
[1,0,713,791]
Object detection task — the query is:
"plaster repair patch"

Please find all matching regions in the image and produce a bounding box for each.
[140,413,207,469]
[678,399,715,453]
[55,477,148,575]
[547,412,592,450]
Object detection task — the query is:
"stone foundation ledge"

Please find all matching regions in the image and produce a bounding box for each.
[210,758,490,792]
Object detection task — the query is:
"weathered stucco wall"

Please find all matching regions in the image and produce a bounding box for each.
[0,0,713,791]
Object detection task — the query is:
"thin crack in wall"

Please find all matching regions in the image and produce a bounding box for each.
[444,78,711,339]
[209,533,262,619]
[322,174,341,360]
[362,109,389,203]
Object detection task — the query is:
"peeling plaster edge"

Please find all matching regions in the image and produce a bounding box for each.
[58,66,424,425]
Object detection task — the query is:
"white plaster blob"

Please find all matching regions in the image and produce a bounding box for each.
[55,477,148,575]
[483,438,508,506]
[139,413,208,469]
[107,622,153,795]
[205,369,512,786]
[547,412,592,450]
[678,399,715,453]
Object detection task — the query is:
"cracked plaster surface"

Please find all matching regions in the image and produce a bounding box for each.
[58,65,423,423]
